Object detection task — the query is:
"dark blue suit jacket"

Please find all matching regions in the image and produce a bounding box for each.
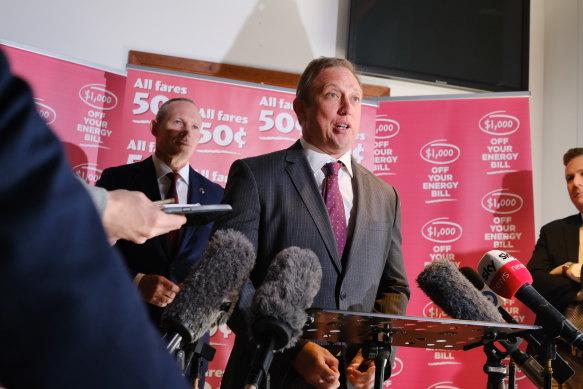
[96,156,224,325]
[0,49,189,388]
[527,214,582,313]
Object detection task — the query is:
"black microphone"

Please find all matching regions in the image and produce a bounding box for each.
[417,260,544,387]
[160,229,256,353]
[460,266,574,385]
[244,247,322,389]
[459,267,514,322]
[418,261,550,387]
[417,259,504,322]
[478,250,583,351]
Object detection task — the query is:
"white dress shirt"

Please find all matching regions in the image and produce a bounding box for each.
[300,138,354,227]
[134,155,191,286]
[152,154,190,204]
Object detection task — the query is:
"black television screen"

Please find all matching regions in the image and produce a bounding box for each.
[347,0,530,92]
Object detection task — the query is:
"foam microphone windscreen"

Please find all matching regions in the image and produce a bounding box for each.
[250,246,322,351]
[161,229,256,342]
[417,259,504,322]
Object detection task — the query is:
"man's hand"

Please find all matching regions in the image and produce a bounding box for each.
[346,349,375,389]
[292,342,340,388]
[137,274,180,307]
[102,189,186,244]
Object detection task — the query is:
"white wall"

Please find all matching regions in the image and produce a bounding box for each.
[539,0,582,227]
[0,0,575,233]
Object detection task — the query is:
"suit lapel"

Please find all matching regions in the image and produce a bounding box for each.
[342,162,368,273]
[133,157,162,202]
[187,167,205,205]
[134,157,168,259]
[285,142,342,273]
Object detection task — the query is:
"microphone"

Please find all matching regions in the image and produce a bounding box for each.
[418,261,550,387]
[160,229,256,353]
[459,267,512,321]
[417,259,504,322]
[461,266,574,385]
[460,267,505,307]
[478,250,583,351]
[244,247,322,389]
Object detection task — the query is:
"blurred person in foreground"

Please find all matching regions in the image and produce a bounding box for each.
[0,48,189,389]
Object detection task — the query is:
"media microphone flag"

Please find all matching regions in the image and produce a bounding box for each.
[460,265,574,385]
[478,250,583,351]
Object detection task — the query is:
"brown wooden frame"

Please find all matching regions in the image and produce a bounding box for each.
[128,50,389,98]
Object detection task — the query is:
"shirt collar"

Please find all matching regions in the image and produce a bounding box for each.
[152,154,190,184]
[300,138,353,177]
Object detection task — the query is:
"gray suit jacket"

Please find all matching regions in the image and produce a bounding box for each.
[214,141,409,388]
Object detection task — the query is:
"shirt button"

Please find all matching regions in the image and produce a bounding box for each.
[340,291,347,300]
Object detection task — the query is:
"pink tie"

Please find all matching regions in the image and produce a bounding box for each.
[166,172,180,256]
[323,162,347,258]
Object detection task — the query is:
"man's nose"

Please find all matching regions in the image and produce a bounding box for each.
[338,96,352,115]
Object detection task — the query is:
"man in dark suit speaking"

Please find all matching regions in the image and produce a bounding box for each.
[215,57,410,388]
[97,98,224,327]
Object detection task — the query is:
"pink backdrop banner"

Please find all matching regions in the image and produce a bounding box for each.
[109,67,377,182]
[2,44,126,186]
[2,43,536,389]
[375,95,535,389]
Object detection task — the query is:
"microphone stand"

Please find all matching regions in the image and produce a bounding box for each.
[183,339,216,388]
[466,331,517,389]
[163,332,216,387]
[541,336,557,389]
[362,330,393,389]
[244,317,293,389]
[482,341,509,389]
[507,359,516,389]
[532,302,570,389]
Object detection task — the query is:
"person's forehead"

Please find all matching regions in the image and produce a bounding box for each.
[312,67,361,91]
[166,100,197,114]
[566,155,583,172]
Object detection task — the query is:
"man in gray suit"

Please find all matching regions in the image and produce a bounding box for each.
[215,57,410,388]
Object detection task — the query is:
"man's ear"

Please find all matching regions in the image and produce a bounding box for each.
[150,120,158,136]
[293,98,306,127]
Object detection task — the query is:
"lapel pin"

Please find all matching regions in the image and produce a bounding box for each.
[199,187,206,194]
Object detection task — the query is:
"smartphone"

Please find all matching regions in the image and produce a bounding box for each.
[162,204,232,225]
